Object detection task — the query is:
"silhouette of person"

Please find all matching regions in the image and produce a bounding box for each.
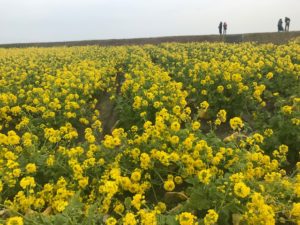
[223,22,227,35]
[285,17,290,31]
[218,22,223,35]
[278,19,283,32]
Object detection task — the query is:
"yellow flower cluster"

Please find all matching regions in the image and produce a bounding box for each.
[0,42,299,224]
[204,209,219,225]
[243,192,275,224]
[6,216,23,225]
[177,212,198,225]
[234,182,251,198]
[229,117,244,130]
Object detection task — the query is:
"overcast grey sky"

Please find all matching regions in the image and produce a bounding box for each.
[0,0,299,44]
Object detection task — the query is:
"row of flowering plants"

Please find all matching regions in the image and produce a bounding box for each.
[0,42,299,225]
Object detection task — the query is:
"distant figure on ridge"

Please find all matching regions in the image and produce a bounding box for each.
[223,22,227,35]
[278,18,284,32]
[218,22,223,35]
[285,17,290,31]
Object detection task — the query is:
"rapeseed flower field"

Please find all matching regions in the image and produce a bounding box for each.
[0,42,299,224]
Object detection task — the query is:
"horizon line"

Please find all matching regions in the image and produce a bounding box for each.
[0,30,299,47]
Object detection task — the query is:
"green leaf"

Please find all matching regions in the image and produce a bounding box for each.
[232,214,242,225]
[124,197,132,210]
[157,215,179,225]
[186,187,211,211]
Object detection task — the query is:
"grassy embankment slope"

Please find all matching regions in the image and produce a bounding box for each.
[0,31,300,48]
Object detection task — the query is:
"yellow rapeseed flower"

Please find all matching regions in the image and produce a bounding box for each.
[177,212,197,225]
[164,180,175,191]
[171,121,180,132]
[25,163,37,173]
[234,182,250,198]
[6,216,23,225]
[204,209,218,225]
[229,117,244,130]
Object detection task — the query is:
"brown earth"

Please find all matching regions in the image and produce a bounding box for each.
[0,31,300,48]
